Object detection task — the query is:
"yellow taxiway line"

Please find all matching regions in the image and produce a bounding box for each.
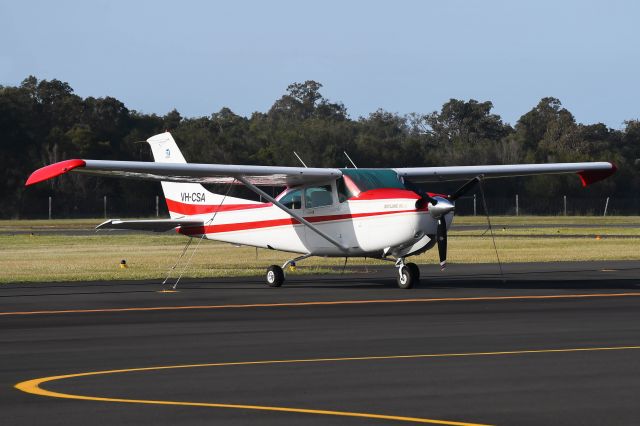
[3,292,640,316]
[15,345,640,425]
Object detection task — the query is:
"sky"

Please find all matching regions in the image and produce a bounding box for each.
[1,0,638,128]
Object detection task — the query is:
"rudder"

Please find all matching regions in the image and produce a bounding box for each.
[145,132,257,218]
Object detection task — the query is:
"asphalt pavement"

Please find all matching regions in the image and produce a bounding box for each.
[2,261,640,425]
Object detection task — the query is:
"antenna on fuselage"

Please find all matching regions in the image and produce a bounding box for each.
[344,151,358,169]
[293,151,308,168]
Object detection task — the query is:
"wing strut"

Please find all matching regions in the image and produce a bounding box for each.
[236,177,349,253]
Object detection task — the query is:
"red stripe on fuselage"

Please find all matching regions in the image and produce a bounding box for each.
[350,188,421,200]
[178,209,422,235]
[166,199,271,215]
[168,188,421,216]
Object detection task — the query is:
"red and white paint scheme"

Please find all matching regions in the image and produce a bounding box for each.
[26,132,616,288]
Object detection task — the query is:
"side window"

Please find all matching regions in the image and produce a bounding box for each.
[304,185,334,208]
[279,188,303,209]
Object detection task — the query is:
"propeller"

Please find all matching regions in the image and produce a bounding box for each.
[426,175,483,271]
[419,174,502,277]
[427,196,453,270]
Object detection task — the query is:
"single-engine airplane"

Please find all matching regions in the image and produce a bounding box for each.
[26,132,616,288]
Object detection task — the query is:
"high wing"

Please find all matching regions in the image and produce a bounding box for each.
[96,219,204,232]
[26,159,615,189]
[25,159,342,187]
[394,162,616,187]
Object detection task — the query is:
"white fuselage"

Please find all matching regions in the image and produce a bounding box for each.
[173,186,453,258]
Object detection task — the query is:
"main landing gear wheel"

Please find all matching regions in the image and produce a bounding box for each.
[397,263,420,289]
[266,265,284,287]
[405,262,420,281]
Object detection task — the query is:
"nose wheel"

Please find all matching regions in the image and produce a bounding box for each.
[396,260,420,289]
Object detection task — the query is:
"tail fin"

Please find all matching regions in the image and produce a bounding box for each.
[146,132,257,218]
[146,132,189,164]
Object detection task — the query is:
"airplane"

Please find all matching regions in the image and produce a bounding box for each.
[25,132,616,289]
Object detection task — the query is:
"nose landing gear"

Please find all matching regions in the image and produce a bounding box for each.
[395,259,420,289]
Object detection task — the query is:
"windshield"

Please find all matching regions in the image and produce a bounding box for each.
[340,169,405,191]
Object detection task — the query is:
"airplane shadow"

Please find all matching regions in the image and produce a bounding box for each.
[277,269,640,291]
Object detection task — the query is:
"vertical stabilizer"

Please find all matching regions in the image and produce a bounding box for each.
[145,132,258,218]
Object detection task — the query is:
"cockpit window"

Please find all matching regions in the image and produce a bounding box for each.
[340,169,405,192]
[304,185,334,208]
[279,188,302,209]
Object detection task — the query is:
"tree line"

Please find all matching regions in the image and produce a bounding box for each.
[1,76,638,218]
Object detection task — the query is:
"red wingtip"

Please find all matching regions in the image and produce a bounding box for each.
[577,162,617,187]
[25,159,86,186]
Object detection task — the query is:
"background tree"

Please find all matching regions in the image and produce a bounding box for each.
[1,76,635,218]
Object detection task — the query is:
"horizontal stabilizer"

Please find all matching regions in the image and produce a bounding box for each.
[96,219,204,232]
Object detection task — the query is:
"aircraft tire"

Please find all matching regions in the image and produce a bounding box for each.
[266,265,285,287]
[405,262,420,281]
[397,265,418,289]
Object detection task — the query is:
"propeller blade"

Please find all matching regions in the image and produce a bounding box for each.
[425,194,438,205]
[449,176,481,201]
[437,217,447,270]
[403,179,438,206]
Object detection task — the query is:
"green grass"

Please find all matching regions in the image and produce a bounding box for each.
[451,227,640,236]
[0,234,356,283]
[1,228,638,283]
[454,215,640,226]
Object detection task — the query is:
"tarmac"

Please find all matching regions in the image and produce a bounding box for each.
[2,261,640,425]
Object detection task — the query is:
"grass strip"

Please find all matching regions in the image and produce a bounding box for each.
[1,233,638,283]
